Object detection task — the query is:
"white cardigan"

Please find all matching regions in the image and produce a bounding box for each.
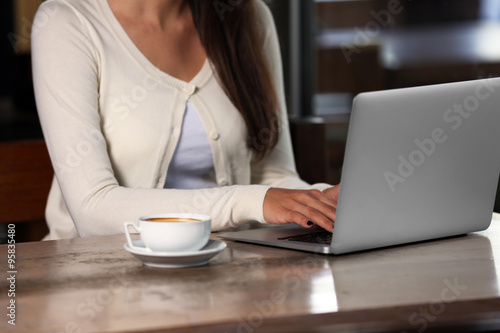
[32,0,329,240]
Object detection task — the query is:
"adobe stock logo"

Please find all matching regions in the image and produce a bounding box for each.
[384,79,500,192]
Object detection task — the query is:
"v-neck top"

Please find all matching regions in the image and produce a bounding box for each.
[31,0,329,240]
[164,101,217,189]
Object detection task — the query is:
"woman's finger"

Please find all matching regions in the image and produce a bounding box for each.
[322,184,340,203]
[289,191,336,231]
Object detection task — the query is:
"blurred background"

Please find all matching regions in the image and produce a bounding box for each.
[1,0,500,241]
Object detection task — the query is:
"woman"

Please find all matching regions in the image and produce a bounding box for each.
[31,0,339,240]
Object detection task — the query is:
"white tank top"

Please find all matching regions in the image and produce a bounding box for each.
[164,102,217,189]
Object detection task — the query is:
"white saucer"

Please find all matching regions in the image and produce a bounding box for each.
[124,239,227,268]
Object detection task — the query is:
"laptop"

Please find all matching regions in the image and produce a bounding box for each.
[218,78,500,254]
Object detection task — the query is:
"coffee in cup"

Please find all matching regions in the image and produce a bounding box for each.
[145,217,201,223]
[124,213,211,253]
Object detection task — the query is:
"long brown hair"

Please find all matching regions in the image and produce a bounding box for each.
[187,0,280,161]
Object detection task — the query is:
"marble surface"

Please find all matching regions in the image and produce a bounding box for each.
[1,214,500,332]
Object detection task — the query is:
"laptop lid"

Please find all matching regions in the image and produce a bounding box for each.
[219,78,500,254]
[331,77,500,253]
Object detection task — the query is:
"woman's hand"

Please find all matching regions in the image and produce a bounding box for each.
[322,184,340,202]
[263,185,339,232]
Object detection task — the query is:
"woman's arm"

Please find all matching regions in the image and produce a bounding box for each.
[31,2,270,236]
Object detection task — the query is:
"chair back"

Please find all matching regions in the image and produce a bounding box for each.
[0,140,53,226]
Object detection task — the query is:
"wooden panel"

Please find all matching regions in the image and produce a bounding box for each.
[317,44,384,94]
[315,0,478,30]
[0,139,53,224]
[12,0,44,54]
[290,117,328,184]
[404,0,480,26]
[315,0,401,29]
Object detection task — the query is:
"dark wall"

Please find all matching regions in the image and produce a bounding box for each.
[0,0,15,96]
[402,0,481,25]
[0,0,41,141]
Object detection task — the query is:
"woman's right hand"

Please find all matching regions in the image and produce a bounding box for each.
[263,187,338,232]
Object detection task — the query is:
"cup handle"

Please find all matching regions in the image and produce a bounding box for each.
[124,222,144,251]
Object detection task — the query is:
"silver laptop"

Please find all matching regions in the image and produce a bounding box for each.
[218,78,500,254]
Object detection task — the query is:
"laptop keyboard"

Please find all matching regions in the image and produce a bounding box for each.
[277,231,332,245]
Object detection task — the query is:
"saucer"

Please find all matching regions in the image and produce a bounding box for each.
[124,239,227,268]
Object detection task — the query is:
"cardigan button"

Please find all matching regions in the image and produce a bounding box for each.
[181,85,195,95]
[209,131,220,140]
[218,177,228,186]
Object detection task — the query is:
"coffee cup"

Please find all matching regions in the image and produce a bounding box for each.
[124,213,211,253]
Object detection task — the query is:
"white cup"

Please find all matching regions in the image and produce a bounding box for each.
[124,213,211,253]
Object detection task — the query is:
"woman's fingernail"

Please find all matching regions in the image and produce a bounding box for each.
[307,221,314,226]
